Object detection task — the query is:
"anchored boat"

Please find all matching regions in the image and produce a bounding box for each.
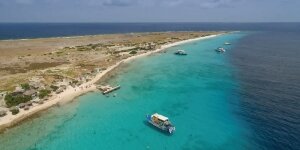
[215,47,226,53]
[224,42,231,45]
[174,50,187,55]
[146,113,175,134]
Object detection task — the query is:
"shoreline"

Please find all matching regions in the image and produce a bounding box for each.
[0,33,221,133]
[0,31,221,42]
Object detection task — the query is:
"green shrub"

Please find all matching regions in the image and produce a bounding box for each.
[91,45,97,49]
[56,51,64,55]
[39,89,51,99]
[72,80,79,84]
[21,83,30,90]
[129,51,137,54]
[5,94,32,107]
[50,85,59,91]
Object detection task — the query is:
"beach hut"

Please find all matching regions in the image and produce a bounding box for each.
[24,89,37,97]
[25,101,33,106]
[76,81,84,86]
[29,81,45,90]
[94,68,103,73]
[45,86,53,91]
[56,88,64,94]
[9,107,19,115]
[59,85,67,90]
[0,110,7,117]
[18,103,26,108]
[32,98,41,103]
[13,86,25,94]
[24,106,30,111]
[38,100,44,104]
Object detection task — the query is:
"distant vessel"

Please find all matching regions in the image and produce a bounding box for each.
[146,113,176,134]
[215,47,226,53]
[174,50,187,55]
[224,42,231,45]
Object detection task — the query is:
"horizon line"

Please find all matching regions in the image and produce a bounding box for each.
[0,21,300,24]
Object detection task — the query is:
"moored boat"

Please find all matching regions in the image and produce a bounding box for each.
[146,113,175,134]
[224,42,231,45]
[215,47,226,53]
[174,50,187,55]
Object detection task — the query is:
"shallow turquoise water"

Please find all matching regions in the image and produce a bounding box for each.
[0,33,253,150]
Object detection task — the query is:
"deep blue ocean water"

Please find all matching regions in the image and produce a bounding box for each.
[229,31,300,149]
[0,23,299,150]
[0,23,299,40]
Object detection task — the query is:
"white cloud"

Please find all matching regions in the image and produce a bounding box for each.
[15,0,35,4]
[2,0,242,8]
[199,0,238,8]
[141,0,240,8]
[102,0,137,6]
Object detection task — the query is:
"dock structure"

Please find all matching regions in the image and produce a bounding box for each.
[97,85,120,95]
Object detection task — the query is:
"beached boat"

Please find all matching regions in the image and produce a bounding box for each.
[174,50,187,55]
[146,113,175,134]
[215,47,226,53]
[224,42,231,45]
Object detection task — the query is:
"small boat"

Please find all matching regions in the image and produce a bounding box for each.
[174,50,187,55]
[215,47,226,53]
[146,113,175,134]
[224,42,231,45]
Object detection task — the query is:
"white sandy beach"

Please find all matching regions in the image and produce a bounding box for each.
[0,34,220,132]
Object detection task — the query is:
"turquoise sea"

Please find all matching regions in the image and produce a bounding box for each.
[0,33,254,150]
[1,23,300,149]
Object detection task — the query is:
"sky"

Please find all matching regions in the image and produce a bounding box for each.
[0,0,299,22]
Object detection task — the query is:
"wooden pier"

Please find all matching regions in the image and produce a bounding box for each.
[97,85,121,95]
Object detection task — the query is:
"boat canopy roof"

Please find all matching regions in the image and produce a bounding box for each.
[177,50,185,52]
[152,113,169,121]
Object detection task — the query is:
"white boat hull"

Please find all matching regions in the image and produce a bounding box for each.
[146,115,175,134]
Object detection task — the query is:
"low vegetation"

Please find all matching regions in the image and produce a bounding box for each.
[50,85,59,91]
[21,83,30,90]
[5,94,32,107]
[38,89,51,99]
[129,51,137,54]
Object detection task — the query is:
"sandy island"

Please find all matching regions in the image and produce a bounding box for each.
[0,33,221,133]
